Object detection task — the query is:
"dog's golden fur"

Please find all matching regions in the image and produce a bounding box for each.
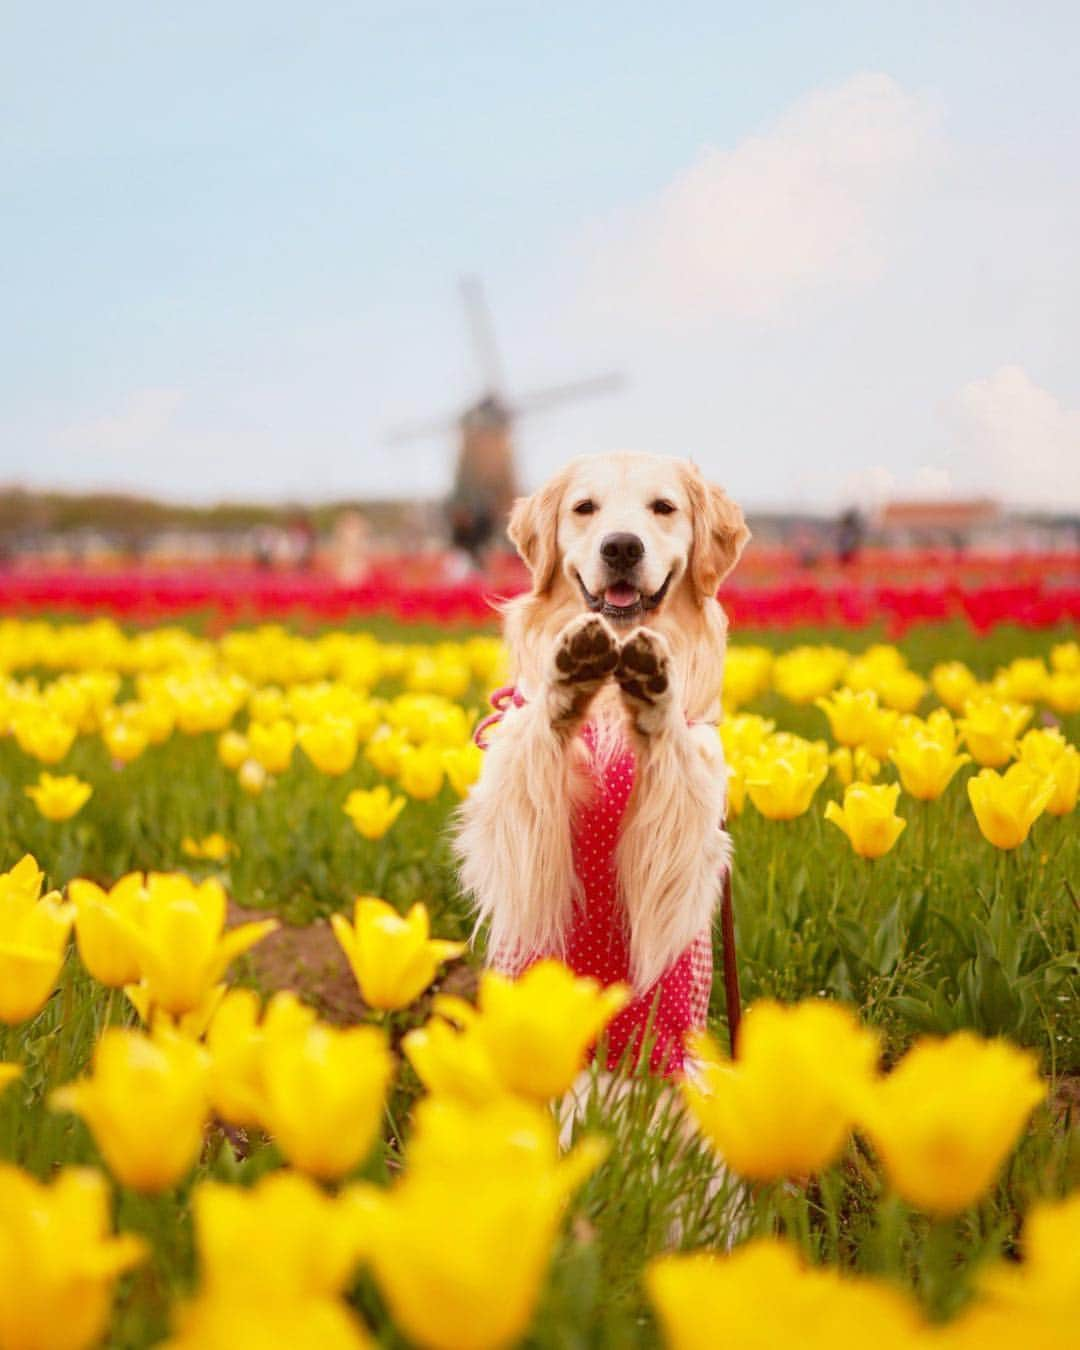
[454,452,749,991]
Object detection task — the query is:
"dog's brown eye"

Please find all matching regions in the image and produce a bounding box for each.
[573,500,597,516]
[650,499,676,516]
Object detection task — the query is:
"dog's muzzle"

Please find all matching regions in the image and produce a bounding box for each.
[575,569,673,622]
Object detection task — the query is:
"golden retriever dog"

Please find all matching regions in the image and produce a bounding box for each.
[455,451,749,1071]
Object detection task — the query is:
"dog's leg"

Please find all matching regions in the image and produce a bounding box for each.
[614,628,731,992]
[454,614,618,965]
[613,626,679,738]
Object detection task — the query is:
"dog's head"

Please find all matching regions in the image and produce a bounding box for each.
[508,453,749,625]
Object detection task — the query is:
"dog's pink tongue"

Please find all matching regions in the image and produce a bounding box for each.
[604,581,639,608]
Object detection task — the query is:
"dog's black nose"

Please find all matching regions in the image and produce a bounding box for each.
[600,532,645,571]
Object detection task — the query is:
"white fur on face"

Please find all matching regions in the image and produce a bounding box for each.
[555,453,695,616]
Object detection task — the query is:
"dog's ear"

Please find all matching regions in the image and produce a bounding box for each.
[507,478,564,594]
[685,466,750,599]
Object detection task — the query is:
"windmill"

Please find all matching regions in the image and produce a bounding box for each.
[388,277,623,560]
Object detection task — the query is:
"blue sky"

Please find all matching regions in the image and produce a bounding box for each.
[4,2,1079,507]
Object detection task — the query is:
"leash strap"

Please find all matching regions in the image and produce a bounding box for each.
[719,835,741,1057]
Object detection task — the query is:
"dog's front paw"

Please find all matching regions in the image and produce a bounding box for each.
[548,614,619,727]
[615,627,674,734]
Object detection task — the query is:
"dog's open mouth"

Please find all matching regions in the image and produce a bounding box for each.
[576,571,672,622]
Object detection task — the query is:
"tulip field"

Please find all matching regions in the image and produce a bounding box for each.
[0,610,1077,1348]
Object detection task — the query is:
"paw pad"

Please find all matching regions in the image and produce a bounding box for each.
[615,631,669,707]
[554,616,619,685]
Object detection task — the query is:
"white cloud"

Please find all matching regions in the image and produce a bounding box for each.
[49,387,254,501]
[582,72,942,324]
[61,387,186,456]
[947,365,1080,509]
[834,463,958,512]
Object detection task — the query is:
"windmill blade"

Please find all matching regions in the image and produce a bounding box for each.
[510,372,625,418]
[460,275,507,394]
[384,412,461,446]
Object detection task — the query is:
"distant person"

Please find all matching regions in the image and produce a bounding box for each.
[253,525,276,571]
[448,493,494,568]
[330,511,369,585]
[291,514,317,570]
[836,508,864,566]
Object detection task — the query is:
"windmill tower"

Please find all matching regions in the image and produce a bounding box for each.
[389,278,623,560]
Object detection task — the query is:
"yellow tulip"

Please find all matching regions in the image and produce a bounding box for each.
[247,685,288,723]
[855,1031,1045,1215]
[815,687,886,747]
[124,873,277,1016]
[134,697,175,745]
[171,675,248,735]
[647,1239,924,1350]
[163,1297,372,1350]
[683,1000,879,1182]
[331,897,466,1011]
[464,635,509,686]
[435,961,630,1103]
[101,709,149,763]
[248,718,295,774]
[125,981,226,1040]
[1018,728,1079,816]
[217,729,249,771]
[931,660,979,713]
[364,728,408,777]
[258,1021,392,1180]
[719,712,775,761]
[958,698,1032,767]
[361,1096,604,1350]
[181,833,236,862]
[189,1172,370,1303]
[0,854,49,906]
[343,784,406,840]
[24,772,92,822]
[1048,670,1080,715]
[1051,641,1079,673]
[824,783,906,859]
[236,758,267,796]
[889,729,970,800]
[402,1017,506,1106]
[721,646,773,709]
[206,988,316,1127]
[829,745,881,787]
[996,656,1050,705]
[858,705,902,759]
[967,763,1055,849]
[946,1193,1080,1346]
[298,717,359,776]
[744,738,829,821]
[0,855,74,1024]
[0,1165,146,1350]
[875,667,927,714]
[442,741,484,797]
[398,743,446,800]
[69,873,147,988]
[772,646,849,704]
[12,710,77,764]
[408,1093,606,1189]
[844,644,906,694]
[51,1028,211,1193]
[0,1064,21,1094]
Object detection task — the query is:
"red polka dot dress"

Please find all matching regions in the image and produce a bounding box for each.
[482,699,713,1075]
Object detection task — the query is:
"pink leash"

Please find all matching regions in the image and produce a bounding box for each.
[472,684,524,750]
[472,684,742,1056]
